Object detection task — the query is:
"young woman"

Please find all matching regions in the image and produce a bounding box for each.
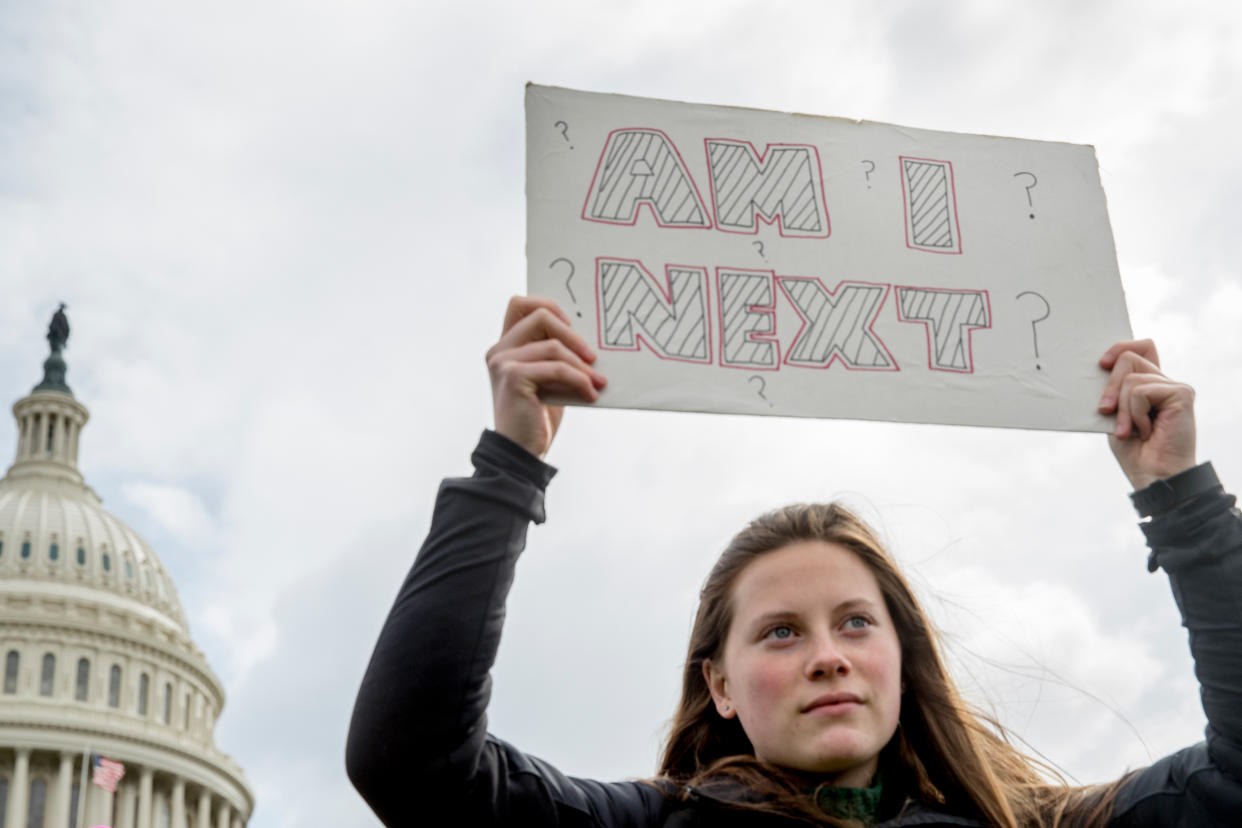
[346,296,1242,826]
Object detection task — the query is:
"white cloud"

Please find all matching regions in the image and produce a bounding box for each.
[122,481,218,544]
[924,567,1192,780]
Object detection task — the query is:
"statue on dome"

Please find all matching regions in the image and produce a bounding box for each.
[47,303,70,353]
[34,303,73,394]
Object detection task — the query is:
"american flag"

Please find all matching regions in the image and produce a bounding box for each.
[91,754,125,793]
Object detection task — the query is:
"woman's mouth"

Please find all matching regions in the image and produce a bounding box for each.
[803,693,863,714]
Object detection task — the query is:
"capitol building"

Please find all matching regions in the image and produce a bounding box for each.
[0,311,252,828]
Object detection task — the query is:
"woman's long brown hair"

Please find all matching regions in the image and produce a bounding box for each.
[657,503,1126,827]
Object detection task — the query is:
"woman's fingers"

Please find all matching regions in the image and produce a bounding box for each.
[1099,338,1159,371]
[517,360,603,402]
[491,357,601,413]
[1098,348,1163,417]
[1099,339,1198,489]
[1109,372,1197,488]
[501,295,572,338]
[491,301,596,367]
[1114,369,1168,439]
[1117,371,1190,436]
[1122,374,1158,440]
[501,295,569,332]
[487,296,605,458]
[488,338,606,399]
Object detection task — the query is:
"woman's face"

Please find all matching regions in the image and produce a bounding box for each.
[703,540,903,787]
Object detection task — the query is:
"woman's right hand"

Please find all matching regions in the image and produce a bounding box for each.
[486,296,607,459]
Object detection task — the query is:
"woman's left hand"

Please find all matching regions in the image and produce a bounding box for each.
[1098,339,1197,491]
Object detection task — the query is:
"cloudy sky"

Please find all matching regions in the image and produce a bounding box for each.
[3,2,1241,825]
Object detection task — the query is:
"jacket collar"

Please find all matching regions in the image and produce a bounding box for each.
[875,798,989,827]
[684,779,987,827]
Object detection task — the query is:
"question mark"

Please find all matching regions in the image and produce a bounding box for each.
[1014,172,1037,219]
[554,120,572,149]
[550,257,581,317]
[752,240,765,260]
[1015,291,1051,370]
[748,375,773,407]
[861,160,875,188]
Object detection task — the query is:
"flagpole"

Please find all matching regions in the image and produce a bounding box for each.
[76,747,89,828]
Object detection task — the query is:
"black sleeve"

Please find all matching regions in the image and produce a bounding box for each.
[345,431,668,827]
[1110,464,1242,824]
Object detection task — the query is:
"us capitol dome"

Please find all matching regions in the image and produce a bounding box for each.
[0,307,252,828]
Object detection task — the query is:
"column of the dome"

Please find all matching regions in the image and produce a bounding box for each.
[36,409,50,459]
[171,778,186,828]
[41,408,52,459]
[116,778,138,828]
[137,766,154,828]
[232,816,243,828]
[196,790,212,828]
[17,412,30,460]
[15,413,26,459]
[49,752,73,828]
[68,417,80,465]
[20,410,35,460]
[51,411,64,461]
[32,411,44,459]
[215,800,231,828]
[50,410,60,458]
[3,747,31,828]
[49,410,60,458]
[90,782,115,827]
[29,414,40,459]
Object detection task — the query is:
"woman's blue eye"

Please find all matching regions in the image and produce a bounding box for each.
[765,625,794,639]
[844,616,871,630]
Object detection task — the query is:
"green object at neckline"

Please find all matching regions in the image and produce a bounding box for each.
[814,772,882,824]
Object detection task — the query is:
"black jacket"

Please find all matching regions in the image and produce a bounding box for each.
[347,431,1242,826]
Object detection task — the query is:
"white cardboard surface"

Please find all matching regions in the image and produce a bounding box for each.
[525,84,1132,432]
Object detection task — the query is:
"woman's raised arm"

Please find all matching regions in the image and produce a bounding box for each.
[347,298,667,827]
[1096,340,1242,823]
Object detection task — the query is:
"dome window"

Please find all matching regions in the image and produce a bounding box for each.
[125,559,134,580]
[102,554,111,573]
[40,653,55,697]
[108,665,121,708]
[21,540,31,559]
[138,673,149,715]
[4,650,18,694]
[0,538,5,558]
[75,658,89,701]
[76,546,86,566]
[49,542,59,561]
[162,682,172,724]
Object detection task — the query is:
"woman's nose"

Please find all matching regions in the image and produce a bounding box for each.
[804,635,850,679]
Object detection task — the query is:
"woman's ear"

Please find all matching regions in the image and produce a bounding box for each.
[702,658,736,719]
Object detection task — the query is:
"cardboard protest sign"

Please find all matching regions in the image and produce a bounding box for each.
[525,84,1131,432]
